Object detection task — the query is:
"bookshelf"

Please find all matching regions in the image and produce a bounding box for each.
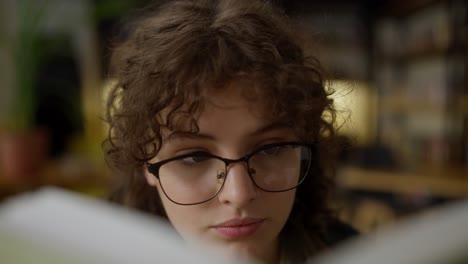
[373,0,467,171]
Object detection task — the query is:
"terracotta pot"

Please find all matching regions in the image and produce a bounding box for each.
[0,128,49,183]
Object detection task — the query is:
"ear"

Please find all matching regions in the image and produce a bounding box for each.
[144,165,159,187]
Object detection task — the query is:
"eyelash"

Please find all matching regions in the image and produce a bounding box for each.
[253,138,288,149]
[175,148,210,156]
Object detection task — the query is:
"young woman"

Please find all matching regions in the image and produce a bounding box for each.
[104,0,357,263]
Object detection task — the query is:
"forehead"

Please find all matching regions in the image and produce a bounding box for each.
[203,79,263,112]
[159,79,285,136]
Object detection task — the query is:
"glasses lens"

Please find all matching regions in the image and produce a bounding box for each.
[158,155,226,204]
[249,144,311,191]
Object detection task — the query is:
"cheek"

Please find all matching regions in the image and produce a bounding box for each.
[145,168,206,241]
[158,188,206,241]
[164,204,194,238]
[270,191,296,223]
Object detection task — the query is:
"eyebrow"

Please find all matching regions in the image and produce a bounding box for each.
[249,122,290,137]
[165,122,289,143]
[166,131,215,143]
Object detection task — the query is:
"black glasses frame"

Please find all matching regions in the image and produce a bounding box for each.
[146,142,315,205]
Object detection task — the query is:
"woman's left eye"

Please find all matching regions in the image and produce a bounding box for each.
[175,147,208,156]
[258,145,286,156]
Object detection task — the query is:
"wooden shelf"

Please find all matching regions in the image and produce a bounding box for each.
[337,166,468,198]
[0,161,111,200]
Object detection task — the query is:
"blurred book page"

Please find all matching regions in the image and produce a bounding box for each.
[0,187,244,264]
[312,199,468,264]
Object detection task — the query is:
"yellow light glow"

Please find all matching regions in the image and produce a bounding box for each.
[329,80,377,145]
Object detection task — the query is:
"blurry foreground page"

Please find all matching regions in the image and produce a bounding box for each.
[0,187,247,264]
[312,199,468,264]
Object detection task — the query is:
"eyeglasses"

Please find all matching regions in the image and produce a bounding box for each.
[146,142,314,205]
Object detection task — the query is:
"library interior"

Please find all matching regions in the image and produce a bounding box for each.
[0,0,467,256]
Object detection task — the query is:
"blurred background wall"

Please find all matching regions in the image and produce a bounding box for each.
[0,0,467,233]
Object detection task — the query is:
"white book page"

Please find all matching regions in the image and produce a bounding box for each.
[0,187,246,264]
[312,199,468,264]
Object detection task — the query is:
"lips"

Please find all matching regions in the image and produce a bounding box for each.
[212,218,265,239]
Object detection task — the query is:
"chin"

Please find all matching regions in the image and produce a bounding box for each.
[220,240,274,263]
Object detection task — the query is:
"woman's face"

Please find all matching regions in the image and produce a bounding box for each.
[145,83,297,263]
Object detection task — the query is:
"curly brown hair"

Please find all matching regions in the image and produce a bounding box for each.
[104,0,338,261]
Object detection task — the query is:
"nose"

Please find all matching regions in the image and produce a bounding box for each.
[217,162,258,207]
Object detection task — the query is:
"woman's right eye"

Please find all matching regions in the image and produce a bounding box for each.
[180,153,211,164]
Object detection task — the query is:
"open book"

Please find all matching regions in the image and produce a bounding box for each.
[1,187,468,264]
[313,198,468,264]
[0,187,243,264]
